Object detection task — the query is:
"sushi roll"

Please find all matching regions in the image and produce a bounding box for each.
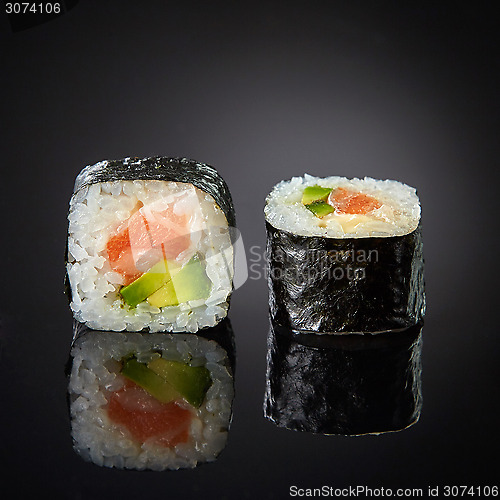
[66,157,235,333]
[264,320,423,435]
[68,319,235,470]
[265,175,425,334]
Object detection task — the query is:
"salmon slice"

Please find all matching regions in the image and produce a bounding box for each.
[107,379,192,447]
[328,188,381,215]
[106,203,191,285]
[105,228,143,285]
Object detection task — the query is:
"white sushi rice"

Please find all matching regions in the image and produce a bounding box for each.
[265,174,421,238]
[67,180,234,332]
[69,332,234,470]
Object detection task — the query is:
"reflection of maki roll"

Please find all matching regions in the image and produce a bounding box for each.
[264,321,423,435]
[66,157,235,333]
[265,175,425,333]
[68,319,235,470]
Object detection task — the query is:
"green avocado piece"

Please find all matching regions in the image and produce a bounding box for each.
[121,357,182,403]
[147,279,177,308]
[147,358,212,408]
[120,259,172,308]
[301,185,332,205]
[305,201,335,218]
[147,255,212,308]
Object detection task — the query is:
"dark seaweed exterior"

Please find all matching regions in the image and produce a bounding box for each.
[266,221,425,333]
[74,156,235,228]
[263,321,423,435]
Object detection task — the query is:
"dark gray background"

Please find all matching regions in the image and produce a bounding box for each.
[0,1,498,498]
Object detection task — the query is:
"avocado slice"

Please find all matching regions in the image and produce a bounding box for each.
[301,185,332,205]
[120,357,182,403]
[147,358,212,408]
[147,279,177,308]
[120,259,172,307]
[305,201,335,218]
[147,255,212,308]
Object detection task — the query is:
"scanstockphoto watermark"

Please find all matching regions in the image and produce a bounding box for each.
[289,485,424,497]
[247,246,379,282]
[289,485,499,497]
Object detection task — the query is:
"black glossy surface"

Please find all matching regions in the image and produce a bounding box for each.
[264,321,422,435]
[72,318,236,375]
[68,321,235,469]
[1,2,498,498]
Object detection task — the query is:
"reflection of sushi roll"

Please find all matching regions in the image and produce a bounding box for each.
[264,320,423,435]
[66,157,236,332]
[68,320,235,470]
[265,175,425,333]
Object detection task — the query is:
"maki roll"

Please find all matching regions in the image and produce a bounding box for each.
[66,157,235,332]
[265,175,425,334]
[68,320,235,470]
[264,320,423,435]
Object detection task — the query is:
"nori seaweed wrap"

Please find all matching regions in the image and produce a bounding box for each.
[264,320,423,435]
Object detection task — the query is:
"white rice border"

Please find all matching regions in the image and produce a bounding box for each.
[67,180,234,332]
[265,174,421,238]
